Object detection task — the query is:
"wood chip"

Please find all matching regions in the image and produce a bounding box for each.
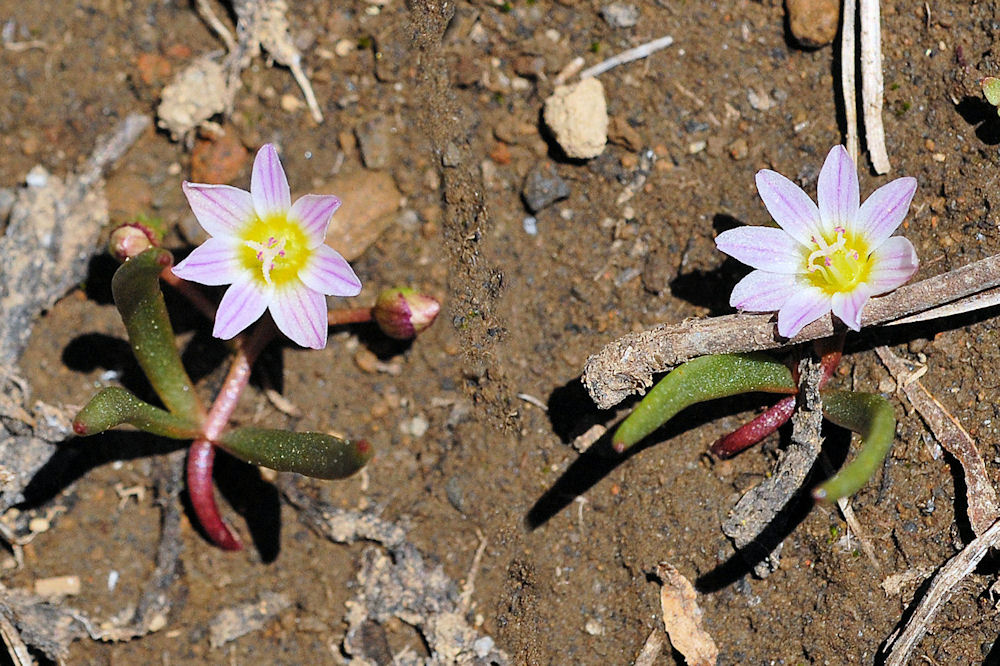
[33,576,80,598]
[656,563,718,666]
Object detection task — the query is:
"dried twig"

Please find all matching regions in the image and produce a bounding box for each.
[874,346,1000,535]
[836,495,881,570]
[578,35,674,79]
[722,359,825,577]
[841,0,859,164]
[584,253,1000,409]
[882,518,1000,665]
[860,0,890,173]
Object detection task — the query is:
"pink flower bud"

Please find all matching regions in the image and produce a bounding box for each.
[108,222,159,262]
[373,287,441,340]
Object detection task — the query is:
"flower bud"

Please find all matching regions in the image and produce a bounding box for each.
[373,287,440,340]
[108,218,163,262]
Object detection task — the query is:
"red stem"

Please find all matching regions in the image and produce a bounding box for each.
[187,440,242,550]
[186,322,276,550]
[328,306,374,326]
[711,394,797,458]
[710,337,845,459]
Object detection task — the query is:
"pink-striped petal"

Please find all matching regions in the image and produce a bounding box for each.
[299,244,362,297]
[856,176,918,248]
[777,286,831,338]
[269,284,328,349]
[213,278,271,340]
[182,183,255,238]
[817,145,860,235]
[867,236,919,295]
[250,144,291,218]
[830,284,872,331]
[715,226,807,273]
[290,194,341,248]
[729,270,799,312]
[172,237,245,286]
[755,169,822,247]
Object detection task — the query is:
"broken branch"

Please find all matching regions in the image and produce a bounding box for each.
[583,253,1000,409]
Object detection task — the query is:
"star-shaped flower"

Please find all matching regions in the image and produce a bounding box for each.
[172,144,361,349]
[715,145,919,338]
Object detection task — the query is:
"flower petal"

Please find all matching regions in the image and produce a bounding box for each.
[213,278,271,340]
[290,194,341,248]
[715,226,807,273]
[817,145,860,235]
[172,237,245,286]
[777,286,830,338]
[250,144,291,218]
[299,244,362,297]
[856,176,918,248]
[867,236,919,294]
[729,270,799,312]
[755,169,822,247]
[182,183,255,237]
[830,284,872,331]
[269,284,328,349]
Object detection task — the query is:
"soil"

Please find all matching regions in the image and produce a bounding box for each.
[3,0,1000,663]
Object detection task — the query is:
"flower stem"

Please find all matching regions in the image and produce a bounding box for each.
[327,306,373,327]
[186,321,276,551]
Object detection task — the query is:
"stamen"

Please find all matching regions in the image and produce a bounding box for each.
[244,236,288,285]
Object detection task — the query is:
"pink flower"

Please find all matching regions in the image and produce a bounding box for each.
[172,144,361,349]
[715,145,919,338]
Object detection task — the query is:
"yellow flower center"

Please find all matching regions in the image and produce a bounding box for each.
[804,226,872,294]
[238,214,310,287]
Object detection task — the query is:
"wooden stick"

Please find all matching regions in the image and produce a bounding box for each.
[860,0,890,173]
[583,253,1000,409]
[882,518,1000,665]
[841,0,859,165]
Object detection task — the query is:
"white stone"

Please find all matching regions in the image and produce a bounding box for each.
[543,78,608,159]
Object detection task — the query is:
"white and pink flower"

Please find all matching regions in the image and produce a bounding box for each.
[716,145,919,338]
[172,144,361,349]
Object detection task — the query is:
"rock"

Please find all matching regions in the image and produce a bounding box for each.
[189,131,248,184]
[522,162,569,213]
[323,170,402,261]
[355,117,396,170]
[156,55,230,141]
[543,77,608,159]
[786,0,839,49]
[601,3,639,28]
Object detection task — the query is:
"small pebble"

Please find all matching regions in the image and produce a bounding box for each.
[28,517,50,533]
[543,77,608,159]
[25,166,49,188]
[601,2,639,28]
[400,415,429,438]
[334,39,354,56]
[522,162,570,212]
[523,216,538,235]
[786,0,839,48]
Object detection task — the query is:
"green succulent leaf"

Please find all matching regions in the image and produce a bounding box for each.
[72,387,202,439]
[612,353,796,452]
[112,248,204,420]
[814,390,896,502]
[983,77,1000,113]
[218,427,373,479]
